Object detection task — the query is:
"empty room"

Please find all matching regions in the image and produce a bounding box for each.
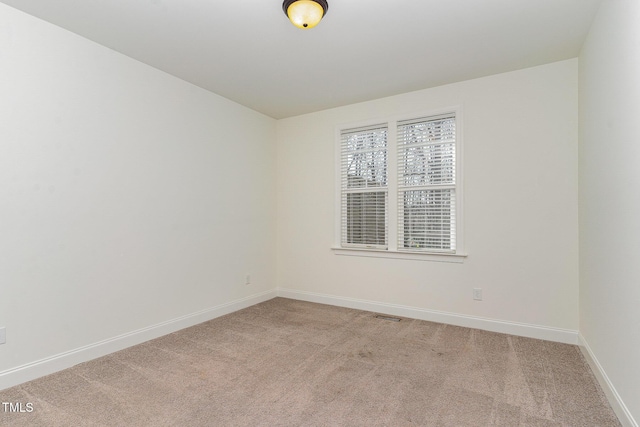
[0,0,638,426]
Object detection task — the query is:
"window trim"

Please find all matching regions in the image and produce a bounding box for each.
[330,246,467,263]
[334,107,465,262]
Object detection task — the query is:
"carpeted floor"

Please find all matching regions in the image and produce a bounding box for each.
[0,298,621,426]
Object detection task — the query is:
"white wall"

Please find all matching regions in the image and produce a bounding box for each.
[277,60,579,336]
[579,0,640,424]
[0,3,277,383]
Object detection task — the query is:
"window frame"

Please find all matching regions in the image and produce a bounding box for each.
[333,108,466,263]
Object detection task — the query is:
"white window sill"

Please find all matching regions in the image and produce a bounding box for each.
[331,247,467,263]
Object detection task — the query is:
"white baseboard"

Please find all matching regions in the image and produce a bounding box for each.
[0,289,277,391]
[276,288,579,344]
[5,287,633,427]
[579,334,638,427]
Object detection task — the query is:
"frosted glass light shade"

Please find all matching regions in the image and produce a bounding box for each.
[283,0,328,29]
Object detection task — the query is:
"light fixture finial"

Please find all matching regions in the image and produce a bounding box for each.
[283,0,328,29]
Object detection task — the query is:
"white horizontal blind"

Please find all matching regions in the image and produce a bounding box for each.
[397,114,456,252]
[341,124,388,248]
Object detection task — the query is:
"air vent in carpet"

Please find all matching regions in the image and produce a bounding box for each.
[375,314,401,322]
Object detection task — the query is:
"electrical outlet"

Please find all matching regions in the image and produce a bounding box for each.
[245,274,251,285]
[473,288,483,301]
[0,327,6,345]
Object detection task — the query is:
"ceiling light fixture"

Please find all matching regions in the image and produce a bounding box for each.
[283,0,328,29]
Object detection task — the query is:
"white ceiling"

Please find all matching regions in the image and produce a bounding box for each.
[2,0,602,119]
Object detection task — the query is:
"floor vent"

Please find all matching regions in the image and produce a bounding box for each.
[375,314,401,322]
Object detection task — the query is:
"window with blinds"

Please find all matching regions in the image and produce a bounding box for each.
[340,124,388,248]
[397,114,456,252]
[337,110,461,258]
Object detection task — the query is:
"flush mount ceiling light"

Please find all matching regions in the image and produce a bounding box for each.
[283,0,328,29]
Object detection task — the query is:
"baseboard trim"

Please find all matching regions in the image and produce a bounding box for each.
[277,288,579,344]
[0,289,277,391]
[579,334,638,427]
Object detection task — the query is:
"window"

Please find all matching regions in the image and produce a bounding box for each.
[397,114,456,252]
[340,124,388,248]
[336,110,463,260]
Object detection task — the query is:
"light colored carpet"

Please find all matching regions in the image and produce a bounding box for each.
[0,297,621,426]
